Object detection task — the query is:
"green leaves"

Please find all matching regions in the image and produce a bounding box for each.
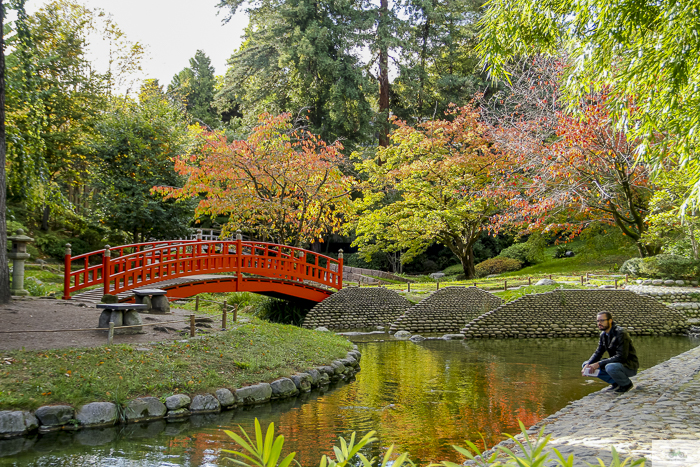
[168,50,220,129]
[223,419,645,467]
[351,105,508,278]
[93,94,196,242]
[433,421,645,467]
[223,419,299,467]
[223,419,415,467]
[476,0,700,206]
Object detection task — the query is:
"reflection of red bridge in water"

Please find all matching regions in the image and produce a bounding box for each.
[63,237,343,303]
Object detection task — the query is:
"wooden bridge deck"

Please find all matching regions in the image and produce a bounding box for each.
[70,275,229,303]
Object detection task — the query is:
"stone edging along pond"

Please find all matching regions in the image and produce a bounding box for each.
[0,348,362,440]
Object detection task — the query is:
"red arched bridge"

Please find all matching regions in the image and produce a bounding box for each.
[63,238,343,303]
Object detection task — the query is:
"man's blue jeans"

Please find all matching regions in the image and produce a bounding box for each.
[597,363,637,387]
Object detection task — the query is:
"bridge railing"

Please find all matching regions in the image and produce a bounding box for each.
[63,238,343,299]
[63,240,199,299]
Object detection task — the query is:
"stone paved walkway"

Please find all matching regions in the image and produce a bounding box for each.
[491,344,700,466]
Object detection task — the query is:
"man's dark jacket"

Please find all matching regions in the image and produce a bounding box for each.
[587,322,639,370]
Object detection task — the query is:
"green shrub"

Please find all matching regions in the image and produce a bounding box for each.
[498,236,545,265]
[553,245,570,259]
[442,264,464,275]
[35,233,68,260]
[6,220,28,236]
[24,277,48,296]
[474,257,523,277]
[619,257,644,276]
[35,233,99,260]
[499,243,532,264]
[637,254,700,279]
[251,297,311,325]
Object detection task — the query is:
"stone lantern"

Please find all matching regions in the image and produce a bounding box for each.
[8,229,34,296]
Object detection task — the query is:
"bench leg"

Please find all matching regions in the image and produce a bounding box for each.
[121,310,143,334]
[98,310,111,328]
[109,310,123,328]
[151,295,171,314]
[139,296,152,312]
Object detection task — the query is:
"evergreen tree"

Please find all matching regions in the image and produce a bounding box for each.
[216,0,374,148]
[216,0,485,148]
[168,50,219,129]
[392,0,486,124]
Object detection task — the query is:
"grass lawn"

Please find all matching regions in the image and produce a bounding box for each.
[501,248,632,277]
[0,319,353,410]
[492,284,589,302]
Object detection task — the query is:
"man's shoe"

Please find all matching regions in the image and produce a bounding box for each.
[603,383,619,392]
[614,383,634,393]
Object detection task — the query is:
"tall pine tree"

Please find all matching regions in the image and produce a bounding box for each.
[168,50,219,129]
[216,0,374,148]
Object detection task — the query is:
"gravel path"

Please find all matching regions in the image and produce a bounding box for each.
[0,297,211,351]
[490,344,700,466]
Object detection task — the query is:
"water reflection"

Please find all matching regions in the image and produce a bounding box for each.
[2,336,697,466]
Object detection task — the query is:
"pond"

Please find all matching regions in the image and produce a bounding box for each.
[2,335,698,466]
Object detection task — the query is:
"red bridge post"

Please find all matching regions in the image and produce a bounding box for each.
[338,249,344,290]
[236,230,242,292]
[63,243,72,300]
[103,245,111,296]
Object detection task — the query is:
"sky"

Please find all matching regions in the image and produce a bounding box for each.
[26,0,250,92]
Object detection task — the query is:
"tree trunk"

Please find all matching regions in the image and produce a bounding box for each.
[460,248,476,279]
[41,205,50,231]
[418,10,431,116]
[0,0,10,303]
[378,0,390,147]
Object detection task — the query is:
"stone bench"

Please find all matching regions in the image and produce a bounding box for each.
[96,303,149,334]
[133,288,170,314]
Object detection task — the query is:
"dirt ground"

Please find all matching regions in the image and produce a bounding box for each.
[0,297,212,352]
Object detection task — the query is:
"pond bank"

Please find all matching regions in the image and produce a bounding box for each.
[493,343,700,466]
[0,348,361,441]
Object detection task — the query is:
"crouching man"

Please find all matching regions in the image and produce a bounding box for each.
[582,311,639,393]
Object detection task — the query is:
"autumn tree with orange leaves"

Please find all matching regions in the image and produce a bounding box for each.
[492,95,657,257]
[155,113,353,246]
[353,105,514,279]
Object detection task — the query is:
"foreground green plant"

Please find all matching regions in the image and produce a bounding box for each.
[223,419,414,467]
[224,420,644,467]
[223,419,298,467]
[435,421,644,467]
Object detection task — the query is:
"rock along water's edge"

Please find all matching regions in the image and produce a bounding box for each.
[0,348,361,440]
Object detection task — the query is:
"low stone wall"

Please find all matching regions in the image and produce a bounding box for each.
[0,349,361,441]
[668,302,700,317]
[633,278,699,286]
[389,287,503,334]
[626,284,700,302]
[461,289,688,339]
[302,287,412,331]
